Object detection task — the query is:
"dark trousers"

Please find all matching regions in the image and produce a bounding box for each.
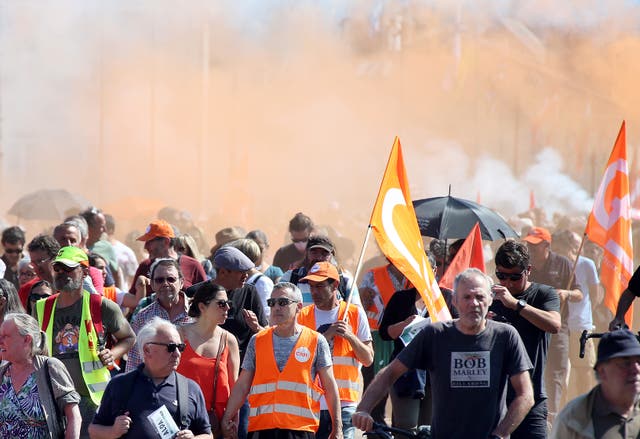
[362,362,388,424]
[510,399,548,439]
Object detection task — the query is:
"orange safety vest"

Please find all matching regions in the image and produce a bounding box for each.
[103,286,117,304]
[248,326,324,432]
[298,302,362,403]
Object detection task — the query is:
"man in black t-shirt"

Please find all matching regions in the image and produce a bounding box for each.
[490,240,561,439]
[609,266,640,330]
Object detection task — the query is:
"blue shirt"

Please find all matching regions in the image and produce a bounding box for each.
[93,365,211,437]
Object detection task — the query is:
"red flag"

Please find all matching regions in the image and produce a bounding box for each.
[439,223,486,290]
[585,121,634,326]
[370,138,451,322]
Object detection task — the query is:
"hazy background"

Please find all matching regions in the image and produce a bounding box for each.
[1,0,639,257]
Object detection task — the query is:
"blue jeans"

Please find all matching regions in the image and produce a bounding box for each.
[238,400,250,439]
[316,406,356,439]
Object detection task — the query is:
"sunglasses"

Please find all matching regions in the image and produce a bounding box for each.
[214,299,232,309]
[291,238,308,243]
[146,342,186,353]
[29,293,51,302]
[495,270,526,281]
[267,298,299,307]
[53,264,79,273]
[4,248,23,254]
[153,276,178,284]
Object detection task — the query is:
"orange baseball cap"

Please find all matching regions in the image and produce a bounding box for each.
[137,220,175,241]
[523,227,552,244]
[300,261,339,283]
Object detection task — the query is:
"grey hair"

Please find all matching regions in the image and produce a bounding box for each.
[3,312,47,356]
[18,258,33,271]
[137,317,179,357]
[272,282,303,303]
[453,268,493,295]
[63,216,89,240]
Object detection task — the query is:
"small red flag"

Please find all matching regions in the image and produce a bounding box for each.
[439,223,486,290]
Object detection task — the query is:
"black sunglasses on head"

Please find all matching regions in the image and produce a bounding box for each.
[145,342,186,353]
[495,270,526,281]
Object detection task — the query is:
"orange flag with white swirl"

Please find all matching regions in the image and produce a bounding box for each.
[370,137,451,322]
[586,121,634,326]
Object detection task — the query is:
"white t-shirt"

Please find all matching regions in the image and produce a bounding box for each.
[246,272,274,320]
[312,304,372,409]
[567,256,599,331]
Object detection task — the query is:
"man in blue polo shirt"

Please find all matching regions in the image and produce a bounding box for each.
[90,317,211,438]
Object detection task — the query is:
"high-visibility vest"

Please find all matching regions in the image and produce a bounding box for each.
[36,291,111,405]
[103,286,117,304]
[248,326,324,432]
[298,302,362,403]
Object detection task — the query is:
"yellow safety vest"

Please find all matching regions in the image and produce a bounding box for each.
[37,292,111,405]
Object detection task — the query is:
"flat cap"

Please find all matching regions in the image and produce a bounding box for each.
[214,246,254,271]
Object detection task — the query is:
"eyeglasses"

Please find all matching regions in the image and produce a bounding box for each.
[267,298,299,307]
[145,342,186,353]
[4,248,23,254]
[32,257,52,266]
[153,276,178,284]
[29,293,51,302]
[19,270,36,278]
[214,299,232,309]
[495,270,526,281]
[53,264,79,273]
[291,238,308,244]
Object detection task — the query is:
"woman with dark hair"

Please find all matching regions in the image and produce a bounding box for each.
[177,282,240,437]
[25,280,53,317]
[0,279,25,324]
[0,312,81,438]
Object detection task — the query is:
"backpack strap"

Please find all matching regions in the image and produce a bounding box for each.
[89,293,104,339]
[176,372,190,429]
[247,274,264,287]
[117,369,140,414]
[41,294,59,331]
[289,267,304,285]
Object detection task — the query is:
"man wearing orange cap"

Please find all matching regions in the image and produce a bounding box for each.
[297,261,373,439]
[130,219,207,297]
[523,226,582,427]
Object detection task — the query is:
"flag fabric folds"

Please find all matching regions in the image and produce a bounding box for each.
[439,222,486,291]
[370,137,451,322]
[585,121,634,326]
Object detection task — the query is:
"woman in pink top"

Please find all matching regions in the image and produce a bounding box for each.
[177,282,240,435]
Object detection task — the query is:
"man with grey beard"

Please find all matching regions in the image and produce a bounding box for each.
[36,246,135,439]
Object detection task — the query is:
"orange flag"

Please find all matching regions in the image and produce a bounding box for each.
[439,222,486,290]
[529,189,536,210]
[370,137,452,322]
[585,121,634,326]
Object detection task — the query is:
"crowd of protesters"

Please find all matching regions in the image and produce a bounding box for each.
[0,205,638,439]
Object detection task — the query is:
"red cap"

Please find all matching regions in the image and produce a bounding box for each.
[523,227,552,244]
[137,220,175,241]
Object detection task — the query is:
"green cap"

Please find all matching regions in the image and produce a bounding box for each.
[53,246,89,268]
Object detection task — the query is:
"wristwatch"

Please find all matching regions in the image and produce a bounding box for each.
[516,299,527,314]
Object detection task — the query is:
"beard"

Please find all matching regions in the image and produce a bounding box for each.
[54,275,83,292]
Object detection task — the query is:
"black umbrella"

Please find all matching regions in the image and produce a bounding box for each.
[8,189,92,221]
[412,195,519,241]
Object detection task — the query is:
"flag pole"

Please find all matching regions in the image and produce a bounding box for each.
[342,226,373,319]
[566,233,587,291]
[341,141,399,319]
